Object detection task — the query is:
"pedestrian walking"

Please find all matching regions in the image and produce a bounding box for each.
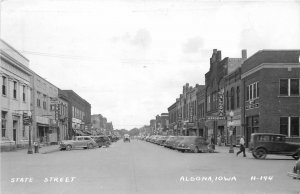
[237,136,246,157]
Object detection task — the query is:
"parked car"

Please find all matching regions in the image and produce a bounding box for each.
[156,136,168,146]
[176,136,213,153]
[170,136,185,149]
[288,159,300,180]
[249,133,300,159]
[91,136,111,148]
[60,136,98,151]
[163,136,177,148]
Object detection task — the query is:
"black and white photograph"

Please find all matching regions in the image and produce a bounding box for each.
[0,0,300,193]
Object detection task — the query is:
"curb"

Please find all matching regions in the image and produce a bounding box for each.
[39,147,60,154]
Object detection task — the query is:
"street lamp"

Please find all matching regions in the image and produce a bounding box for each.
[229,111,234,153]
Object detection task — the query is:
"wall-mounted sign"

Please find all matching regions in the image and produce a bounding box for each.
[245,103,259,110]
[206,116,226,120]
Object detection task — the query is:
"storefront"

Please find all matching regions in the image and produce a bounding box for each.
[36,116,50,144]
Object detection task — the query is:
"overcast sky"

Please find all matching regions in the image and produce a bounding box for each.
[1,0,300,130]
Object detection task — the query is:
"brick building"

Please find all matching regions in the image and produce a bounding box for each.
[31,73,59,145]
[241,50,300,146]
[168,102,177,135]
[59,90,91,138]
[205,49,246,144]
[196,85,206,137]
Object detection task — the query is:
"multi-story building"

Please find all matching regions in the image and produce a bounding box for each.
[205,49,246,144]
[150,119,155,134]
[91,114,104,134]
[168,102,177,135]
[224,67,242,146]
[58,91,69,141]
[196,85,206,137]
[59,90,91,138]
[160,113,169,135]
[241,50,300,146]
[106,122,114,133]
[31,73,59,145]
[1,39,32,150]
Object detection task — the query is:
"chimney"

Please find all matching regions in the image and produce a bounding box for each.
[242,49,247,59]
[216,51,222,61]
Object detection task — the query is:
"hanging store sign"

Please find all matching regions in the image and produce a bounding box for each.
[218,89,224,117]
[23,113,32,126]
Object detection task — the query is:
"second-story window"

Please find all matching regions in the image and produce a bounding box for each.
[2,76,7,96]
[13,81,17,99]
[236,86,240,108]
[22,85,26,102]
[43,95,47,110]
[247,82,259,101]
[230,87,235,110]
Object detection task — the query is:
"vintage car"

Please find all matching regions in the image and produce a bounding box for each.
[90,136,111,148]
[156,136,169,146]
[249,133,300,159]
[176,136,214,153]
[164,136,177,148]
[123,134,130,143]
[60,136,98,151]
[170,136,185,149]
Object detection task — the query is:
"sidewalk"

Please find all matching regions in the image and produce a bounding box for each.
[214,145,244,154]
[38,145,60,154]
[2,144,61,154]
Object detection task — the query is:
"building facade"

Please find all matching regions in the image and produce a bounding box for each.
[1,39,32,150]
[196,85,206,137]
[59,90,91,138]
[150,119,155,135]
[205,49,246,144]
[241,50,300,146]
[168,102,177,135]
[31,73,59,145]
[58,92,69,141]
[224,67,242,146]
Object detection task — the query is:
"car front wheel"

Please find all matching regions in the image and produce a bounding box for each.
[254,148,267,159]
[87,143,94,149]
[66,145,72,151]
[193,147,199,153]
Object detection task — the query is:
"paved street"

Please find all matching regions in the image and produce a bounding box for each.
[1,140,299,194]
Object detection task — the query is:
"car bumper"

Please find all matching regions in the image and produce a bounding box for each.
[287,171,300,179]
[59,144,67,149]
[176,147,190,151]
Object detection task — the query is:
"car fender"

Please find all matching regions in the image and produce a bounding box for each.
[254,146,268,153]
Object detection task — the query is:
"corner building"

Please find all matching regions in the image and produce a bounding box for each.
[241,50,300,146]
[1,40,32,150]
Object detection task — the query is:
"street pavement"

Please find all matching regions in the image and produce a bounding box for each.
[1,139,299,194]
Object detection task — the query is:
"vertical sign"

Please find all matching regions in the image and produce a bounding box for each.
[218,89,224,117]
